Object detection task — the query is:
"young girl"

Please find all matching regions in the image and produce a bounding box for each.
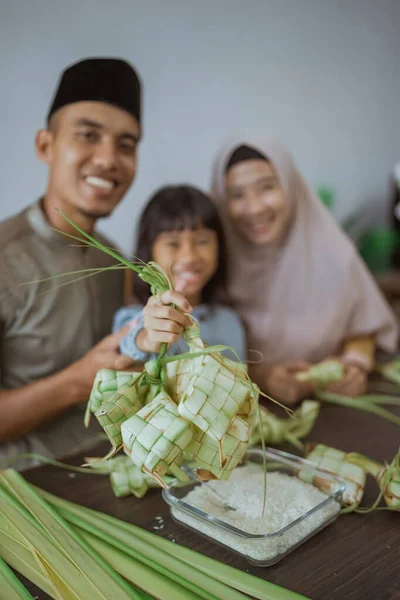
[113,185,246,361]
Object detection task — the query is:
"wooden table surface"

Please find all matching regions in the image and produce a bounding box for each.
[16,399,400,600]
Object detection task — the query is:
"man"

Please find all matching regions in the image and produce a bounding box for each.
[0,57,142,468]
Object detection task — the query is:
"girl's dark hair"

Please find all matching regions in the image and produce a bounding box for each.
[133,185,229,305]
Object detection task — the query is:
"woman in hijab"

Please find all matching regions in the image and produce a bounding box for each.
[211,137,398,404]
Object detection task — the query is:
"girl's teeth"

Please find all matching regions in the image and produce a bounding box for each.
[86,176,114,190]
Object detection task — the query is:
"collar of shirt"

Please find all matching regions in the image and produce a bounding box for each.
[26,199,74,247]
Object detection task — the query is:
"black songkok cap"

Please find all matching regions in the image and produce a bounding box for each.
[225,145,267,172]
[47,57,141,125]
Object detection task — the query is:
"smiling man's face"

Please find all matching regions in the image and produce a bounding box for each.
[36,101,140,220]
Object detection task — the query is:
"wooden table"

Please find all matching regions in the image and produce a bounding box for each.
[16,401,400,600]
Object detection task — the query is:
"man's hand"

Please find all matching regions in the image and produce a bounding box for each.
[70,325,137,401]
[0,326,138,442]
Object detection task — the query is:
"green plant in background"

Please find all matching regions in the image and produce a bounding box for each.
[316,185,335,210]
[316,185,399,275]
[358,228,399,275]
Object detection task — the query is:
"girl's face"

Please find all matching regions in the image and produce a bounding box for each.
[152,226,219,305]
[225,159,290,246]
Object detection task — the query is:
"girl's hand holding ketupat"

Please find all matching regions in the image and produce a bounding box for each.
[136,289,193,353]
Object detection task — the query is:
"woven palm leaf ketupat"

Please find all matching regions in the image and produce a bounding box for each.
[163,357,193,403]
[185,416,249,480]
[81,290,262,487]
[105,458,149,498]
[303,443,400,511]
[248,401,320,450]
[87,319,260,487]
[296,360,344,388]
[86,455,174,498]
[346,448,400,509]
[85,369,139,424]
[121,392,195,487]
[171,323,258,472]
[301,443,366,507]
[85,370,158,458]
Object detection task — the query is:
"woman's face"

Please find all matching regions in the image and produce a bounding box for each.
[225,159,290,246]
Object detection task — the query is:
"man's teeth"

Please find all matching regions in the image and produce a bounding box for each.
[85,176,114,190]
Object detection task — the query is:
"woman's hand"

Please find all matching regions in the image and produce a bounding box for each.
[136,290,193,354]
[264,360,316,406]
[325,362,368,397]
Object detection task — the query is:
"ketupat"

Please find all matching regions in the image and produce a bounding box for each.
[85,369,159,456]
[248,400,320,451]
[381,451,400,508]
[121,392,195,487]
[86,323,260,487]
[85,370,138,421]
[178,361,246,443]
[304,443,400,511]
[296,360,344,388]
[302,443,366,506]
[85,455,174,498]
[163,347,196,401]
[163,335,256,434]
[176,326,258,466]
[185,416,249,480]
[346,448,400,509]
[84,318,260,486]
[148,321,259,482]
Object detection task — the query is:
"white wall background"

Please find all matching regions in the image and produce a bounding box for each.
[1,0,399,254]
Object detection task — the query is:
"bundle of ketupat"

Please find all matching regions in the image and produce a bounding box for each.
[59,212,261,488]
[86,319,260,487]
[302,443,400,511]
[87,400,318,498]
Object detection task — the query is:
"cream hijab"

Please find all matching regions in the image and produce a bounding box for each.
[212,136,398,365]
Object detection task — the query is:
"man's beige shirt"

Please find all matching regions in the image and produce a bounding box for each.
[0,200,124,468]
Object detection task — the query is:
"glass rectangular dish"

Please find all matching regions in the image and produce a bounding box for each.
[162,447,345,566]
